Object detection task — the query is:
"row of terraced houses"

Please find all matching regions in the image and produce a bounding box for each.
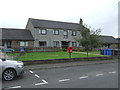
[0,18,118,52]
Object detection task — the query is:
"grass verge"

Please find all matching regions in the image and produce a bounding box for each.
[8,51,105,61]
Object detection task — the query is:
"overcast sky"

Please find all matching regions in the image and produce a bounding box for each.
[0,0,119,38]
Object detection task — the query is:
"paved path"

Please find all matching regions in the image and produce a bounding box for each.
[25,59,118,70]
[73,51,100,55]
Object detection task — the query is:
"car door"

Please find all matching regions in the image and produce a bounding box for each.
[0,59,2,78]
[0,59,2,90]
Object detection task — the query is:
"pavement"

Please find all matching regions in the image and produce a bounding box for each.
[73,51,100,55]
[25,59,118,71]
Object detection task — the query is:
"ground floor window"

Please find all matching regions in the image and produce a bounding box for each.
[20,41,28,47]
[39,41,47,47]
[102,44,110,48]
[2,41,11,48]
[53,41,59,47]
[72,42,77,47]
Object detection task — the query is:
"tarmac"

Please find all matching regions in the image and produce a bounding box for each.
[25,59,118,71]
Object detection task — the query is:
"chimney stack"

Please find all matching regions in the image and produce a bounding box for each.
[79,18,83,25]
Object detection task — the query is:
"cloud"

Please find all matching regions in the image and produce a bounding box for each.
[0,0,119,37]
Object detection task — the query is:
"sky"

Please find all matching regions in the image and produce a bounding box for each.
[0,0,119,38]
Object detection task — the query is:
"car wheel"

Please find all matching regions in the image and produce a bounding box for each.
[3,69,16,81]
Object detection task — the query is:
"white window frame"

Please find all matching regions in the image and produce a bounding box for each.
[39,29,47,35]
[63,31,68,38]
[64,31,68,36]
[72,31,77,36]
[53,41,59,47]
[20,41,28,47]
[53,30,59,35]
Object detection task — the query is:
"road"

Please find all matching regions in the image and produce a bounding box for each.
[2,63,118,89]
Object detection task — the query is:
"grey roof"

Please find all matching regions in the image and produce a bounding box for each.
[100,36,117,44]
[2,28,34,41]
[29,18,82,30]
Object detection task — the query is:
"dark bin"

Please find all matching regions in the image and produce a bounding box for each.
[108,49,112,56]
[103,49,112,56]
[104,49,107,55]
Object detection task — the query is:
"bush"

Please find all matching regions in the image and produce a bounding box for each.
[62,48,67,52]
[79,48,86,52]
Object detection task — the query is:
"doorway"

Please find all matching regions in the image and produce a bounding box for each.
[61,41,69,49]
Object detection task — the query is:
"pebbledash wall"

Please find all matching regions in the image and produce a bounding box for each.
[26,18,83,49]
[31,28,81,47]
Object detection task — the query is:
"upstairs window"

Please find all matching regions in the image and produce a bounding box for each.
[72,31,77,36]
[53,30,59,35]
[63,31,68,38]
[39,29,47,35]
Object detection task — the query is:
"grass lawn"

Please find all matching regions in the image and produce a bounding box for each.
[8,51,104,61]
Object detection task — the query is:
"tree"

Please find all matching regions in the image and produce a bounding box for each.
[76,24,102,57]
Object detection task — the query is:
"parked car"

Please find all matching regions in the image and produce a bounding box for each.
[2,48,15,53]
[0,58,24,81]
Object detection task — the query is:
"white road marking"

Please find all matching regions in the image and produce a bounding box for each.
[59,79,70,82]
[35,80,48,86]
[42,80,48,83]
[109,71,116,74]
[79,76,88,79]
[35,74,40,78]
[35,83,46,86]
[96,74,104,76]
[29,70,34,74]
[7,86,21,89]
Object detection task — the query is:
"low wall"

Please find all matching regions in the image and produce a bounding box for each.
[23,56,113,65]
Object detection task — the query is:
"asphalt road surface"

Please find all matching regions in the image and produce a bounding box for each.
[2,63,118,89]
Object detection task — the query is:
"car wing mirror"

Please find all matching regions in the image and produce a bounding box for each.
[2,58,6,61]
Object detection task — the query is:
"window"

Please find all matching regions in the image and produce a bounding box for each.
[53,41,59,47]
[39,29,47,35]
[39,41,47,47]
[64,31,68,36]
[72,31,77,36]
[63,31,68,38]
[53,30,59,35]
[2,41,11,48]
[72,42,77,47]
[20,41,28,47]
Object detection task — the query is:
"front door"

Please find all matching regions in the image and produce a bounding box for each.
[61,41,69,49]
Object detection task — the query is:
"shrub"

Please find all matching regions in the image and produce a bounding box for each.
[62,48,67,52]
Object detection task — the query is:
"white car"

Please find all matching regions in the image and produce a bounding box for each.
[0,58,24,81]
